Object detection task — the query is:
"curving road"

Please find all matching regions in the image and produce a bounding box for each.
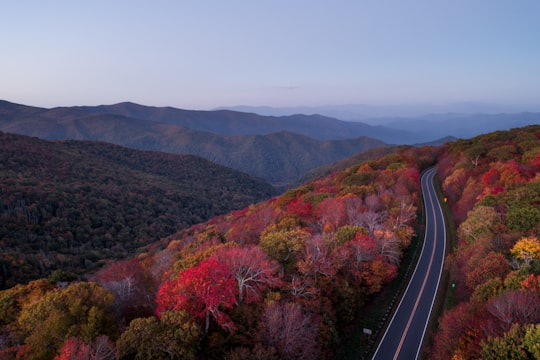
[372,167,446,360]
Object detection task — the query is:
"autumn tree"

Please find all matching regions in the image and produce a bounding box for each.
[156,258,237,334]
[91,258,155,322]
[357,209,386,235]
[314,196,345,232]
[335,232,376,270]
[0,278,54,326]
[212,246,282,304]
[487,290,540,332]
[259,224,309,272]
[511,236,540,267]
[523,324,540,359]
[442,167,469,203]
[342,194,364,226]
[480,324,529,360]
[505,205,540,233]
[465,251,511,291]
[225,205,280,245]
[386,198,416,233]
[258,301,320,360]
[116,311,200,360]
[297,234,335,283]
[285,198,313,223]
[55,335,115,360]
[373,229,402,265]
[458,205,500,243]
[332,225,367,247]
[17,282,117,360]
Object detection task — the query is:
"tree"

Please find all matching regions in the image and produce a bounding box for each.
[297,234,336,282]
[357,210,386,235]
[511,236,540,267]
[523,324,540,359]
[116,312,200,360]
[431,302,475,360]
[505,206,540,233]
[285,199,313,222]
[259,226,309,272]
[55,335,115,360]
[17,282,117,360]
[314,196,345,232]
[387,198,416,232]
[458,205,499,243]
[342,194,364,226]
[373,229,402,265]
[156,258,237,334]
[488,290,540,332]
[212,246,282,304]
[225,205,280,245]
[340,232,376,267]
[442,168,468,203]
[258,301,320,360]
[91,258,155,322]
[465,251,511,291]
[332,225,367,247]
[480,324,529,360]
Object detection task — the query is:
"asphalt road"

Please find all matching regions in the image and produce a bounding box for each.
[372,167,446,360]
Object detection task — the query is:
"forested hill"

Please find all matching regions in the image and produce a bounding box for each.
[430,125,540,359]
[0,131,276,288]
[0,142,440,359]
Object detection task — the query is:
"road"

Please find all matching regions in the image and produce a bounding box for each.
[372,167,446,360]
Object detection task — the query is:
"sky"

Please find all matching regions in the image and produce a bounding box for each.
[2,1,540,111]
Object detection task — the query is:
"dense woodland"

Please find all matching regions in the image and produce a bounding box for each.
[430,125,540,359]
[0,132,276,288]
[2,125,540,359]
[0,143,438,359]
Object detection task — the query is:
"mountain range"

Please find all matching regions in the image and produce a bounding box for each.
[2,100,538,187]
[0,100,391,188]
[218,104,540,140]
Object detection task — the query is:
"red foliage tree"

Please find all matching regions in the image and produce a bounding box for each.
[431,302,484,360]
[488,290,540,332]
[314,196,345,232]
[156,258,237,334]
[91,258,155,321]
[54,336,115,360]
[522,274,540,292]
[212,245,281,304]
[465,251,511,291]
[225,205,280,245]
[286,198,313,222]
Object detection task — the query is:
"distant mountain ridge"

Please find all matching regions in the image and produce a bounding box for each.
[216,102,540,121]
[0,100,388,188]
[77,101,414,143]
[217,104,540,140]
[3,99,536,187]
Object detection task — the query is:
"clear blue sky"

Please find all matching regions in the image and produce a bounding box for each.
[2,1,540,110]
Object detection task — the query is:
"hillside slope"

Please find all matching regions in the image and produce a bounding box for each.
[0,144,439,359]
[0,131,276,288]
[0,101,388,187]
[430,125,540,359]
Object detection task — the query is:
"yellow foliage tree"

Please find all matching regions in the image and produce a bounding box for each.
[511,236,540,266]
